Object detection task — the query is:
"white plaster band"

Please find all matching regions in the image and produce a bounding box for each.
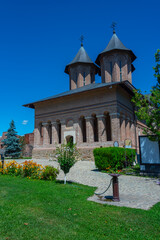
[96,115,105,118]
[42,123,48,126]
[109,113,120,116]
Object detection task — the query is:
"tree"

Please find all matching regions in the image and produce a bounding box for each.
[56,142,78,184]
[132,49,160,141]
[2,120,21,158]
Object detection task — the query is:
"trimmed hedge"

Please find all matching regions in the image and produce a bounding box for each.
[93,147,136,171]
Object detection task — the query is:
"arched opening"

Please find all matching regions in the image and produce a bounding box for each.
[57,120,61,144]
[80,116,86,142]
[104,112,112,141]
[66,135,73,147]
[92,114,98,142]
[48,122,52,144]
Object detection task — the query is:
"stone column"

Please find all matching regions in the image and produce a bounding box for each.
[42,123,49,146]
[51,122,58,146]
[97,115,106,142]
[85,117,94,143]
[34,126,41,147]
[125,118,130,139]
[78,118,83,144]
[120,115,126,143]
[61,121,65,144]
[130,120,136,148]
[110,113,121,142]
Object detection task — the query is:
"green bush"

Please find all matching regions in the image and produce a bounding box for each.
[93,147,136,171]
[41,166,59,181]
[56,143,79,184]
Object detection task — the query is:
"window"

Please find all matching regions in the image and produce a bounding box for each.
[120,61,122,81]
[91,72,93,83]
[110,62,112,81]
[83,72,85,86]
[75,72,78,85]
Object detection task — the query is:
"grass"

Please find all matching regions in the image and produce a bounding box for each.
[0,176,160,240]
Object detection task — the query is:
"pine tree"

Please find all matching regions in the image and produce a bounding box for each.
[2,120,21,158]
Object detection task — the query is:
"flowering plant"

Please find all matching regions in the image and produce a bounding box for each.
[0,160,59,181]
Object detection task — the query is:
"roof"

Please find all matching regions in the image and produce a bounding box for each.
[23,80,136,109]
[95,32,136,66]
[65,45,99,74]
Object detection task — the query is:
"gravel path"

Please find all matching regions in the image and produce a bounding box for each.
[7,159,160,210]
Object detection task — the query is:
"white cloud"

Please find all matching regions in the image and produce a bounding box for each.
[22,120,28,125]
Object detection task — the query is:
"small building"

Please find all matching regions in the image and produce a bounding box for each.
[24,31,145,159]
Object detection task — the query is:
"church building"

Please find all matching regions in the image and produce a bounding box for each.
[24,31,145,159]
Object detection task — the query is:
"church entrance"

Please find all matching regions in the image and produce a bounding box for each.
[66,135,73,146]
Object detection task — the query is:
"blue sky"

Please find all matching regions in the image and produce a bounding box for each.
[0,0,159,136]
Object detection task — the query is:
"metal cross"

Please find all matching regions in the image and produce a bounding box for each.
[80,35,84,46]
[111,22,117,33]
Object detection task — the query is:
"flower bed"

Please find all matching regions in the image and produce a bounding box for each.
[0,160,59,181]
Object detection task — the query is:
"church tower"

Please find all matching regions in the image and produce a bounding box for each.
[95,30,136,84]
[65,41,100,90]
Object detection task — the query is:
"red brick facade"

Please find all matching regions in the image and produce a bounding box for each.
[24,32,145,160]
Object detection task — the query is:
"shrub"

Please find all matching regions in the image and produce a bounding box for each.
[41,166,59,181]
[56,143,79,184]
[93,147,136,171]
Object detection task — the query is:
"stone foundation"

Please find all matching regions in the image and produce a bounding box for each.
[32,147,96,161]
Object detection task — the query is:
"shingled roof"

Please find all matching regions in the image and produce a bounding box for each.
[65,44,99,74]
[96,32,136,66]
[23,80,136,109]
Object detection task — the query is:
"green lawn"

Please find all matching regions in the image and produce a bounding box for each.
[0,176,159,240]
